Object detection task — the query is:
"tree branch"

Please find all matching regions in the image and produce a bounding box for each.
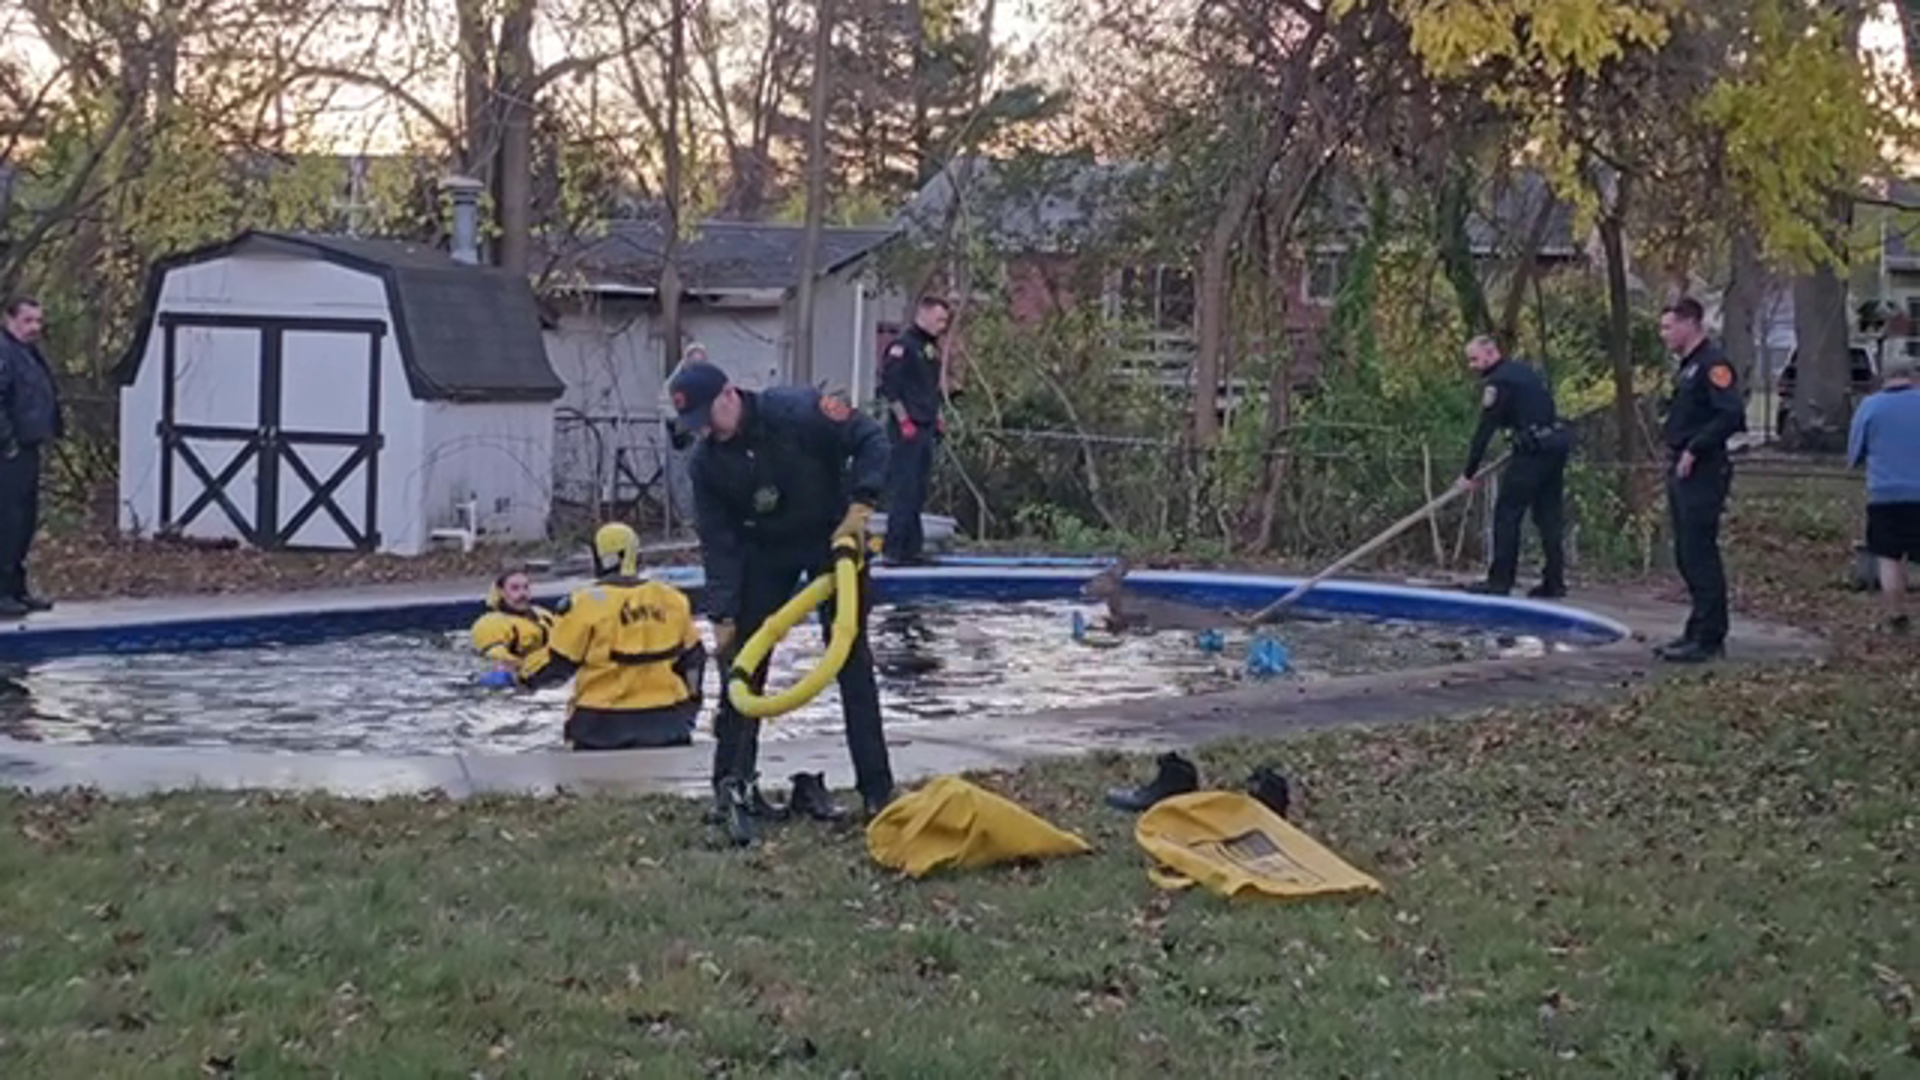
[284,65,461,148]
[0,89,137,290]
[530,46,649,98]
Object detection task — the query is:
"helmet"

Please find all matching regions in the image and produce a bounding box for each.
[592,522,641,578]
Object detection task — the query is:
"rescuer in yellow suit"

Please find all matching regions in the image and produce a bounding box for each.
[469,569,555,680]
[520,523,708,750]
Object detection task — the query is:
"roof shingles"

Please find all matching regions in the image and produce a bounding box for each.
[543,220,897,292]
[119,231,563,403]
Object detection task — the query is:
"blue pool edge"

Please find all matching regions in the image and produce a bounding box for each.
[0,555,1631,663]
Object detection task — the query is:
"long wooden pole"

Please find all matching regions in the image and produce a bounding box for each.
[1243,451,1512,625]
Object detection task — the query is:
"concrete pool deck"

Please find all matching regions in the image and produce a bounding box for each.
[0,576,1825,800]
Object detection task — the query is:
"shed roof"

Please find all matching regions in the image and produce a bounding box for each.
[117,231,564,403]
[543,219,898,295]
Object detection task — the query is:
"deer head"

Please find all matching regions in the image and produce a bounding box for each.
[1080,556,1132,599]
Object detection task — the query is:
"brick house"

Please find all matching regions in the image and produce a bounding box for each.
[895,156,1585,415]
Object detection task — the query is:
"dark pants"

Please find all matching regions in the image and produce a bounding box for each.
[883,424,934,562]
[712,546,893,802]
[0,444,40,599]
[1489,448,1567,591]
[1668,458,1732,648]
[566,700,699,750]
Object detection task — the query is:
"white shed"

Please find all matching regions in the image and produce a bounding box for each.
[115,230,565,555]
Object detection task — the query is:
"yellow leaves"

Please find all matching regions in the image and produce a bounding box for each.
[1696,0,1909,270]
[1402,0,1520,77]
[1341,0,1673,79]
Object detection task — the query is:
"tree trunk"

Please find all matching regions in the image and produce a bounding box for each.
[1782,2,1873,452]
[1252,145,1337,551]
[457,0,496,179]
[1598,200,1639,508]
[1497,189,1558,347]
[792,0,835,384]
[908,0,932,187]
[1192,23,1327,448]
[1788,261,1851,452]
[661,0,687,369]
[494,1,537,276]
[1723,222,1764,392]
[1437,165,1492,335]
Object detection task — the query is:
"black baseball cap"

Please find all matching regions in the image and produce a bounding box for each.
[667,361,730,433]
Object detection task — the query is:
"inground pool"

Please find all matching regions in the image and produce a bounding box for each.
[0,560,1625,756]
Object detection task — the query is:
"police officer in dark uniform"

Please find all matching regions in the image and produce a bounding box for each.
[1457,335,1570,598]
[1655,297,1746,663]
[668,361,895,844]
[0,297,61,619]
[877,296,952,564]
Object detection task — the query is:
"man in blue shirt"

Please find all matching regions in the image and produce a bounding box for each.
[1848,353,1920,632]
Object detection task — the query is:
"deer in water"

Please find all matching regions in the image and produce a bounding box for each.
[1080,558,1233,633]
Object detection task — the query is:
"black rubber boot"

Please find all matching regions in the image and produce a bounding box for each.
[1465,581,1510,596]
[1526,583,1567,600]
[1247,765,1291,819]
[704,780,786,823]
[745,782,789,821]
[788,772,848,823]
[713,777,757,847]
[1659,640,1724,664]
[1105,752,1200,812]
[1652,636,1692,658]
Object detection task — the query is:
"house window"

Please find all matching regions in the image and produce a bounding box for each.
[1112,265,1195,333]
[1304,249,1348,305]
[1907,298,1920,358]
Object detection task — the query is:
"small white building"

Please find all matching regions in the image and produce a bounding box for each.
[540,219,905,519]
[115,228,565,554]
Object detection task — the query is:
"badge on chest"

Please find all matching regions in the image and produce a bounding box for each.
[753,485,781,514]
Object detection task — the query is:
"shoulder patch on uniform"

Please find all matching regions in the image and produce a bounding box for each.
[886,343,905,359]
[1481,384,1499,408]
[1708,364,1734,389]
[820,394,852,422]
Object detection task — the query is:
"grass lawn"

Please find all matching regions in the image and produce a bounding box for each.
[3,477,1917,1078]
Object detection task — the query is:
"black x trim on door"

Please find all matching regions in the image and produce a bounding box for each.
[157,312,386,552]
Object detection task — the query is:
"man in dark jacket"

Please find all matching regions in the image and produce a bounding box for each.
[1455,334,1571,598]
[670,360,895,844]
[0,297,61,618]
[876,296,952,564]
[1656,296,1747,663]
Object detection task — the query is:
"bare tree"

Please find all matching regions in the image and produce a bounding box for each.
[792,0,835,383]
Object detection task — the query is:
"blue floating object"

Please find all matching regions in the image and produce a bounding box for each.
[1070,610,1089,642]
[474,668,516,689]
[1194,628,1226,653]
[1245,636,1290,679]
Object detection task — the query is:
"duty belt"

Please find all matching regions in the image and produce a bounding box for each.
[1513,422,1566,454]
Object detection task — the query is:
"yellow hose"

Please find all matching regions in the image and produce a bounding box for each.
[725,536,863,718]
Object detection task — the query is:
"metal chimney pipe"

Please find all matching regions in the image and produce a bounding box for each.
[442,175,484,264]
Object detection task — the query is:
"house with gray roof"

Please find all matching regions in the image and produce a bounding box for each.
[536,216,905,518]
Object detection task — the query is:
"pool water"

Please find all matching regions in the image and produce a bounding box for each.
[0,599,1570,755]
